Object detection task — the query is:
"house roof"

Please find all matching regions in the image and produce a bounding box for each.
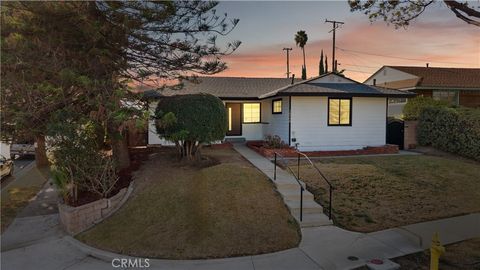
[377,66,480,89]
[143,73,415,100]
[143,77,298,99]
[267,73,416,98]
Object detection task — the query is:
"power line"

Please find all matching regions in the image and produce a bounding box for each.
[342,69,373,74]
[336,46,473,65]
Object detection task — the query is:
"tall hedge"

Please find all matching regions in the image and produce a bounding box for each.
[403,96,449,120]
[154,93,227,159]
[417,107,480,160]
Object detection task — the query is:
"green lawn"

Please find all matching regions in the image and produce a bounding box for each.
[291,154,480,232]
[77,148,300,259]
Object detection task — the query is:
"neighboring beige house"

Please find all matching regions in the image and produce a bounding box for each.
[144,73,414,151]
[364,66,480,112]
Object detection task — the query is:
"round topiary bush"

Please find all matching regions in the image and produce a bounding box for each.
[154,93,227,159]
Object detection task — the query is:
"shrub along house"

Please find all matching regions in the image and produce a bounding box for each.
[144,73,414,152]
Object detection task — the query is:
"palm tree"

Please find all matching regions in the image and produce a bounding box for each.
[294,30,308,79]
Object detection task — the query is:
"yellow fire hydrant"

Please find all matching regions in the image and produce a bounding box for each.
[430,232,445,270]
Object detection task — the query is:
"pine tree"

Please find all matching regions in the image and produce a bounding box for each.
[319,50,325,75]
[325,55,329,73]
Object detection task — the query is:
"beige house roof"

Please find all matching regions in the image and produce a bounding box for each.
[143,73,416,100]
[143,77,298,99]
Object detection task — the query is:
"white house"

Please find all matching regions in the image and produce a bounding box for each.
[144,73,414,151]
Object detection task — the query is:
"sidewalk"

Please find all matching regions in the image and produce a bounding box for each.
[1,148,479,270]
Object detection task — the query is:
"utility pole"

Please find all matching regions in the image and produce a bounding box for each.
[283,48,292,78]
[325,19,344,72]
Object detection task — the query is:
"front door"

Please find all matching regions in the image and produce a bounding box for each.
[226,103,242,136]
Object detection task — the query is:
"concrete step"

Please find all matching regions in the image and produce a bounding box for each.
[278,188,314,201]
[297,212,333,227]
[285,199,323,212]
[291,205,324,216]
[226,138,246,143]
[275,182,306,190]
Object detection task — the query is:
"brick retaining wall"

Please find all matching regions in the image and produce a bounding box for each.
[247,141,399,159]
[59,182,134,235]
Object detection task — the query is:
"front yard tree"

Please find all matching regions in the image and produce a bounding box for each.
[154,94,227,160]
[348,0,480,28]
[1,1,240,169]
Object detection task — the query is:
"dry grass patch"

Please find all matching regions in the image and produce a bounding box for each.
[292,155,480,232]
[392,238,480,270]
[77,147,300,259]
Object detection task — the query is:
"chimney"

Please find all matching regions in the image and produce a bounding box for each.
[373,79,377,86]
[426,63,429,68]
[291,74,295,84]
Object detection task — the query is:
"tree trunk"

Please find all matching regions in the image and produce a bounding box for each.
[302,47,306,71]
[35,135,49,167]
[107,123,130,169]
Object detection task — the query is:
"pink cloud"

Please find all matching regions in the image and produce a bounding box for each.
[217,20,479,82]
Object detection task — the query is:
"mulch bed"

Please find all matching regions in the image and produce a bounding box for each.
[246,140,399,159]
[68,147,152,207]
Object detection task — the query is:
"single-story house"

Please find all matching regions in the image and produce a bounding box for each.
[364,66,480,112]
[144,73,415,151]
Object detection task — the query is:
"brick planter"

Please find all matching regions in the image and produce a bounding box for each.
[58,181,134,235]
[246,141,399,159]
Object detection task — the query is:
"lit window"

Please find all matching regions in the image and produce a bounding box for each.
[272,99,282,114]
[328,98,351,126]
[243,103,260,123]
[228,107,232,131]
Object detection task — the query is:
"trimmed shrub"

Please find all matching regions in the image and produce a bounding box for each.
[263,135,289,149]
[403,96,449,120]
[154,94,227,159]
[417,106,480,160]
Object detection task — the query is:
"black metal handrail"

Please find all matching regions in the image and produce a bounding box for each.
[273,151,334,220]
[273,151,305,222]
[296,152,334,220]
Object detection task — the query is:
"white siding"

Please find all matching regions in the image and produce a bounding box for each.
[147,101,174,145]
[223,100,264,141]
[147,99,267,144]
[261,97,290,143]
[290,96,387,151]
[365,66,418,86]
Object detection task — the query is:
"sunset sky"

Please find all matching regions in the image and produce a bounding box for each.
[212,1,480,82]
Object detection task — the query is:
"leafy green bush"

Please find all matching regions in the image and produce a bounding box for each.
[154,94,227,159]
[403,96,449,120]
[48,111,119,204]
[417,107,480,160]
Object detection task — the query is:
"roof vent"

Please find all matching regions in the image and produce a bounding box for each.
[373,79,377,86]
[291,74,295,84]
[426,63,429,68]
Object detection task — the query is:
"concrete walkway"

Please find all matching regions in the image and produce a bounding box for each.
[1,152,479,270]
[233,144,331,227]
